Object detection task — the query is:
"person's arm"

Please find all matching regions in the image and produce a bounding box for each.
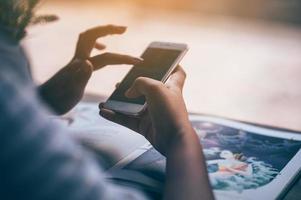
[165,128,213,200]
[100,67,214,200]
[39,25,142,114]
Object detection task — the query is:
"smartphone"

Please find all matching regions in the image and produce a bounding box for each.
[103,42,188,116]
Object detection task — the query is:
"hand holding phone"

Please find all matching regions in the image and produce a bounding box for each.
[100,42,214,200]
[100,67,192,154]
[103,41,188,116]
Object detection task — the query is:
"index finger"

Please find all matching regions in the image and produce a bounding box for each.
[75,25,127,59]
[84,25,127,39]
[89,53,143,70]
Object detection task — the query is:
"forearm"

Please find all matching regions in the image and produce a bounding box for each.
[39,60,92,114]
[164,127,214,200]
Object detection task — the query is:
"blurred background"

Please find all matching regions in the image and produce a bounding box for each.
[24,0,301,130]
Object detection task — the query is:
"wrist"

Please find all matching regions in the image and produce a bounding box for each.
[69,58,94,72]
[65,59,93,84]
[166,125,200,157]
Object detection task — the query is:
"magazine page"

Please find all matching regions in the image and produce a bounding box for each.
[50,102,148,168]
[109,115,301,200]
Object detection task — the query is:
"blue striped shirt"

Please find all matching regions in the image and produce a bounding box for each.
[0,30,149,200]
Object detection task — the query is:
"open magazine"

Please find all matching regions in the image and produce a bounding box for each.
[53,102,301,199]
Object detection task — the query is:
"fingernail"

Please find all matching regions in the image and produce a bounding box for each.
[117,26,127,31]
[100,109,113,120]
[133,58,143,64]
[98,103,104,109]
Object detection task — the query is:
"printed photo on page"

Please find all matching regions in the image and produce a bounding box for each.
[110,115,301,200]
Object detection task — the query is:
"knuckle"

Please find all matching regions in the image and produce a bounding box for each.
[72,58,85,65]
[135,77,148,86]
[122,55,132,60]
[182,69,187,78]
[106,24,114,29]
[136,77,145,81]
[84,59,93,67]
[102,52,109,57]
[134,77,164,93]
[147,82,164,92]
[135,77,147,85]
[101,52,112,58]
[178,67,187,78]
[79,32,87,38]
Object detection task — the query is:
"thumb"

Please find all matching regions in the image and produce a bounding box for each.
[125,77,164,99]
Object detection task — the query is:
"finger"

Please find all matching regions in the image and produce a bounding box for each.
[89,53,143,70]
[94,42,106,50]
[115,82,121,89]
[138,112,153,139]
[99,102,105,110]
[99,108,139,132]
[85,25,126,39]
[125,77,164,98]
[76,25,127,59]
[166,66,186,91]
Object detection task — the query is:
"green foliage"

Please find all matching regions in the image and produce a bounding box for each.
[0,0,58,41]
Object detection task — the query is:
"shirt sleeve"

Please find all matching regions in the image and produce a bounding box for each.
[0,73,149,200]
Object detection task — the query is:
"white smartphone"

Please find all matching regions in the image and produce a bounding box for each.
[103,41,189,116]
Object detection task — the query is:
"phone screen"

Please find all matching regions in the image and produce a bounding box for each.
[109,47,183,105]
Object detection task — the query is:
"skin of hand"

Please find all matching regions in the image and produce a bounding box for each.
[99,67,214,200]
[39,25,143,115]
[99,67,191,155]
